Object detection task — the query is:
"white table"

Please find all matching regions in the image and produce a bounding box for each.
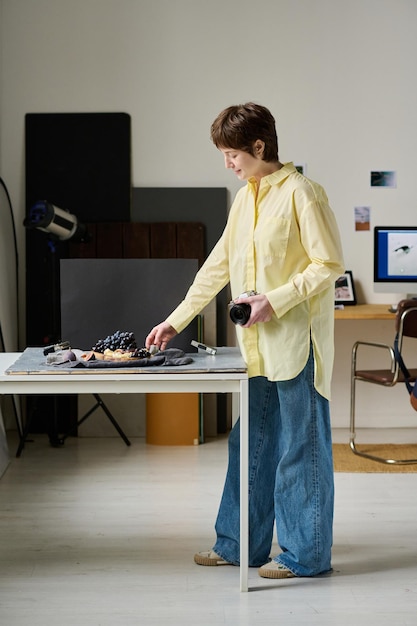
[0,348,250,592]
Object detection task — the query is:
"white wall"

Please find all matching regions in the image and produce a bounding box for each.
[1,0,417,434]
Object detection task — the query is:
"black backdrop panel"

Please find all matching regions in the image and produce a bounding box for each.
[25,112,132,347]
[60,259,200,352]
[24,113,132,435]
[25,112,131,222]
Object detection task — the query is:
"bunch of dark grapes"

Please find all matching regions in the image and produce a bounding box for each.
[92,330,138,353]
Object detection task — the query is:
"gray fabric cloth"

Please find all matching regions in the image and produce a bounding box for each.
[54,348,193,369]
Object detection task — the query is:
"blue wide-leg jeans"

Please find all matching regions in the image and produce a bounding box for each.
[213,348,334,576]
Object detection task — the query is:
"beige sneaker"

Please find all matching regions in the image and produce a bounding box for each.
[194,550,232,566]
[258,561,296,579]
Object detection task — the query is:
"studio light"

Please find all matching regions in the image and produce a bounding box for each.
[23,200,90,242]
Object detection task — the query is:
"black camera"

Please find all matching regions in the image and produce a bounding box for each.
[228,291,257,325]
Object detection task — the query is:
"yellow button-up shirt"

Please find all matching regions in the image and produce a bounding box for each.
[166,162,344,399]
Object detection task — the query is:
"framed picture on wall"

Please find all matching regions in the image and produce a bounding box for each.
[335,271,357,305]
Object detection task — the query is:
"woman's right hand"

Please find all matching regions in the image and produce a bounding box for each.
[145,322,177,351]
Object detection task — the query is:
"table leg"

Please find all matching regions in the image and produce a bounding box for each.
[239,378,249,592]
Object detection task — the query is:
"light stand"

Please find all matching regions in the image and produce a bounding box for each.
[21,202,130,454]
[23,202,90,446]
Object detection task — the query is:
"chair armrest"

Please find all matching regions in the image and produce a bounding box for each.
[351,340,396,374]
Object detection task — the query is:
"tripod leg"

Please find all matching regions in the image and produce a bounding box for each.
[61,395,131,446]
[92,394,131,446]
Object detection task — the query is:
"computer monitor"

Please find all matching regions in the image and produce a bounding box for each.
[374,226,417,295]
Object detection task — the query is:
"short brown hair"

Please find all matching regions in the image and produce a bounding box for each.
[210,102,278,162]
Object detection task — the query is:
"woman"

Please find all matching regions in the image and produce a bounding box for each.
[145,102,344,579]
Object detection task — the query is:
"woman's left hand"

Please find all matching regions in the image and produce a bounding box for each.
[234,293,274,327]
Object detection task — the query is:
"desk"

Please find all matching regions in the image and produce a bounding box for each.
[334,303,395,320]
[0,348,250,592]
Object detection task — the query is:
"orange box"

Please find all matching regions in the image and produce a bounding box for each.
[146,393,199,445]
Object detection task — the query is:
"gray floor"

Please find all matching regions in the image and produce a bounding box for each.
[1,431,417,626]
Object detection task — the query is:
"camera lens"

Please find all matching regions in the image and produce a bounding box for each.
[229,303,251,325]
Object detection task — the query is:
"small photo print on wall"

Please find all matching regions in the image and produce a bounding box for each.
[335,271,357,306]
[370,171,397,188]
[354,206,370,231]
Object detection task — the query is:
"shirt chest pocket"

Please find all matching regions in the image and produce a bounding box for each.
[254,216,291,261]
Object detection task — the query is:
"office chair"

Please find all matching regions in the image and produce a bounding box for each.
[349,299,417,464]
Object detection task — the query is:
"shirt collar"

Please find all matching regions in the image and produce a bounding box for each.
[248,162,296,190]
